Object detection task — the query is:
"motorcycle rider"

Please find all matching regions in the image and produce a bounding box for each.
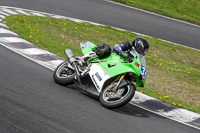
[81,37,149,63]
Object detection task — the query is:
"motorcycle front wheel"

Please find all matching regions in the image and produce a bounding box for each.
[53,61,75,85]
[99,83,135,109]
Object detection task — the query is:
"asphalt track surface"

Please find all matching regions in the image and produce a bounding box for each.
[1,0,200,50]
[0,44,199,133]
[0,0,200,133]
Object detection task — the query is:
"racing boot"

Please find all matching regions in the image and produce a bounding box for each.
[80,51,97,63]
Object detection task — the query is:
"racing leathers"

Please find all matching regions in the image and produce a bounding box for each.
[113,41,134,63]
[81,41,134,63]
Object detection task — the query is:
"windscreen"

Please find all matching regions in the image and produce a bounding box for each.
[139,54,146,68]
[138,54,147,80]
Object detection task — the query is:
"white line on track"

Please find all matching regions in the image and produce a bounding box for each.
[0,42,54,71]
[0,23,8,28]
[15,9,30,16]
[0,15,5,18]
[18,48,53,55]
[2,8,18,15]
[1,37,28,43]
[32,12,45,17]
[0,11,9,16]
[105,0,200,28]
[130,102,200,130]
[0,28,17,35]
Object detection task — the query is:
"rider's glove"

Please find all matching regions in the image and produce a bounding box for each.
[113,45,122,54]
[120,41,132,51]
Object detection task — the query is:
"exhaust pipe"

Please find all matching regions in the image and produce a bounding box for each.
[64,48,76,63]
[64,48,81,83]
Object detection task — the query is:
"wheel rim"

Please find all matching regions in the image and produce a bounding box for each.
[102,85,131,103]
[56,62,75,79]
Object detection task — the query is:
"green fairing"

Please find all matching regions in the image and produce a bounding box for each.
[97,53,145,87]
[80,42,146,87]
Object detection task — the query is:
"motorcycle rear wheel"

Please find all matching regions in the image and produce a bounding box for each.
[99,83,135,109]
[53,61,75,85]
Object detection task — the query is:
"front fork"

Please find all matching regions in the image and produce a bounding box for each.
[107,73,126,92]
[72,62,82,84]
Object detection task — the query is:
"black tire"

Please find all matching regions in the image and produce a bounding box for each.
[53,61,75,85]
[99,83,135,109]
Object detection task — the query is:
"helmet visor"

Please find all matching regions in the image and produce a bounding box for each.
[135,43,145,55]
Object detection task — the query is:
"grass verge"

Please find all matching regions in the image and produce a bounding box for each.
[112,0,200,25]
[3,15,200,113]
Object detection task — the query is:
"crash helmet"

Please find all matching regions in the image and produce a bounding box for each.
[132,37,149,55]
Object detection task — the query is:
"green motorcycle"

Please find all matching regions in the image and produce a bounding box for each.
[53,41,147,109]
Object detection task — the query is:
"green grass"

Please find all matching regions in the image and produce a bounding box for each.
[112,0,200,25]
[3,15,200,113]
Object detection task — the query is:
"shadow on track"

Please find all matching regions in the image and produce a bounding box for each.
[113,103,164,118]
[68,84,165,119]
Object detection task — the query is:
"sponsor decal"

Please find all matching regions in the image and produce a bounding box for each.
[81,41,91,49]
[135,62,140,67]
[95,72,102,81]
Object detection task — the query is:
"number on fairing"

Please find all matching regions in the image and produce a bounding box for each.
[140,66,146,79]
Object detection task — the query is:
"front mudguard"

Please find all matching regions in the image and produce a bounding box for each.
[118,79,133,88]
